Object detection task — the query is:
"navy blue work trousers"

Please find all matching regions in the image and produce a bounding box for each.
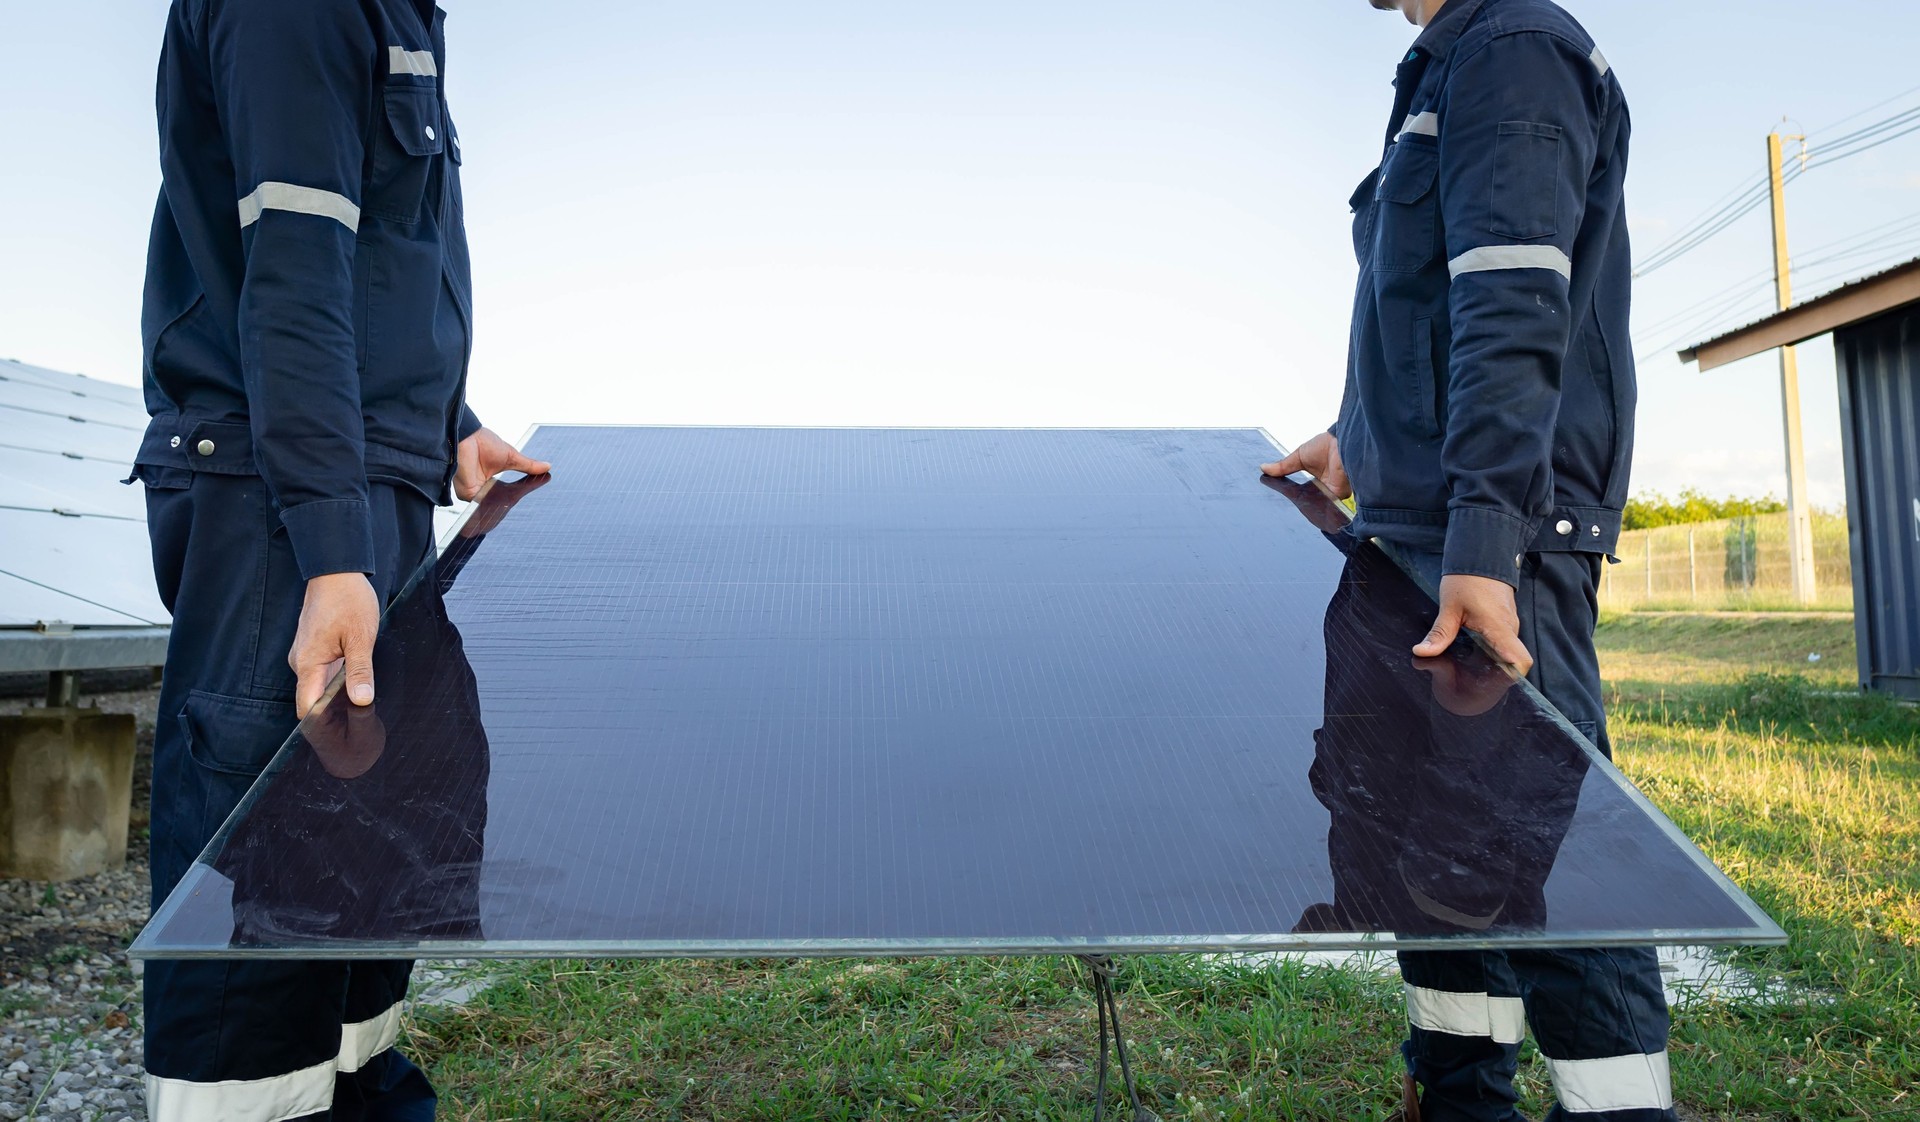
[1397,550,1675,1122]
[137,467,437,1122]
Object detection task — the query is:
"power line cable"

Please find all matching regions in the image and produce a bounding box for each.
[1637,236,1920,365]
[1633,97,1920,274]
[1632,271,1773,338]
[1804,116,1920,169]
[1790,209,1920,264]
[1808,104,1920,153]
[1805,81,1920,137]
[1794,223,1920,276]
[1633,285,1780,363]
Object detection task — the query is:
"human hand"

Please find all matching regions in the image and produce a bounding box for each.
[1261,431,1351,500]
[1411,574,1533,677]
[290,572,381,717]
[455,427,552,503]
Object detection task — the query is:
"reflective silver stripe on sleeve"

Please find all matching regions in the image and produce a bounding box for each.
[389,46,438,76]
[1448,244,1574,281]
[145,1059,336,1122]
[1396,111,1439,141]
[338,1002,404,1074]
[236,182,360,232]
[1545,1052,1675,1114]
[1403,985,1528,1044]
[1590,46,1610,77]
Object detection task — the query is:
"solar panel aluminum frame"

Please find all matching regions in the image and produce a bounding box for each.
[130,426,1787,960]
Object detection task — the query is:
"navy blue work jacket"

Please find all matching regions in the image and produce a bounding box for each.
[1334,0,1635,583]
[137,0,479,580]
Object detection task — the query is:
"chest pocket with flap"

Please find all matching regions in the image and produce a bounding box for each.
[366,83,445,224]
[1373,142,1440,274]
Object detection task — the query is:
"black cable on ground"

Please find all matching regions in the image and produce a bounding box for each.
[1077,955,1158,1122]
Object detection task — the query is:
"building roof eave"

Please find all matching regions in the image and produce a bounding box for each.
[1678,257,1920,371]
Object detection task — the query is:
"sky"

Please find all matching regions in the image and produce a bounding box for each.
[2,1,1917,508]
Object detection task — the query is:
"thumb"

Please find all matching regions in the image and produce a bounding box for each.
[344,628,376,707]
[506,447,553,475]
[1261,449,1305,478]
[1412,602,1465,658]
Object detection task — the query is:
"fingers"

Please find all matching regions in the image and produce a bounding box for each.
[1486,630,1535,678]
[1320,443,1353,500]
[1411,601,1464,658]
[1416,575,1534,677]
[453,438,484,502]
[296,660,330,719]
[343,625,376,707]
[290,573,380,716]
[1261,449,1305,478]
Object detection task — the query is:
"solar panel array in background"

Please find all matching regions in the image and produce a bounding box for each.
[0,358,166,627]
[135,427,1781,958]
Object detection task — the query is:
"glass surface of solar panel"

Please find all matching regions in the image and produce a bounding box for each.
[134,427,1783,958]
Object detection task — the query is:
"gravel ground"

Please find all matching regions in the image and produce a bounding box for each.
[1,687,156,1121]
[0,687,488,1121]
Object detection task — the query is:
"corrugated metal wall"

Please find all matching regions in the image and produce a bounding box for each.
[1835,306,1920,699]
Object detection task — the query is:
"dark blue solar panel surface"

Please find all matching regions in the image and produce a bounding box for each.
[133,427,1781,958]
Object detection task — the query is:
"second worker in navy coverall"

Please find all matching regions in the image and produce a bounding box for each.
[131,1,548,1117]
[1263,1,1672,1120]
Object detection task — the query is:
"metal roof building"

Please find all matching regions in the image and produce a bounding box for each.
[0,357,169,680]
[1682,259,1920,699]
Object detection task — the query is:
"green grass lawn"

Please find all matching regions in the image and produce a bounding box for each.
[407,612,1919,1121]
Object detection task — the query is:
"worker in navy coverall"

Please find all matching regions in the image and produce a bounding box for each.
[1262,1,1670,1120]
[131,2,548,1118]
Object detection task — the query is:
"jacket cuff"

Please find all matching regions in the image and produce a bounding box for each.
[457,405,484,443]
[1442,506,1537,586]
[281,499,377,580]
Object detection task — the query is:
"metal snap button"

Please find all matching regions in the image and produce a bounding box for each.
[196,439,215,456]
[1515,554,1524,568]
[169,436,181,449]
[1591,525,1602,538]
[1556,519,1574,535]
[425,125,437,141]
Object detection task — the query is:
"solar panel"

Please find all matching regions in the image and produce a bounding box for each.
[0,359,169,643]
[133,427,1782,959]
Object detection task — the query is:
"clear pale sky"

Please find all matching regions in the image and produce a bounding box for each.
[3,0,1917,507]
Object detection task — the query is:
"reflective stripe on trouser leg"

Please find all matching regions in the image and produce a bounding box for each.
[1398,949,1527,1122]
[141,478,439,1120]
[1516,946,1676,1122]
[147,1059,337,1122]
[1404,985,1528,1044]
[148,991,416,1122]
[1546,1052,1673,1115]
[339,1003,404,1074]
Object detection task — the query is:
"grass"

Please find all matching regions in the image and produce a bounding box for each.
[1597,613,1919,1120]
[406,612,1919,1121]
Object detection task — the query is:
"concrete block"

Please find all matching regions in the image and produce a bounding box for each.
[0,707,136,881]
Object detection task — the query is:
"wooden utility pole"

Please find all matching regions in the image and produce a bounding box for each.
[1768,130,1818,604]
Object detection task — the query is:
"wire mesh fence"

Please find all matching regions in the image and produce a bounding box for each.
[1597,511,1855,611]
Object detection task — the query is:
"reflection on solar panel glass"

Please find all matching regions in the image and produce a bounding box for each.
[135,428,1782,958]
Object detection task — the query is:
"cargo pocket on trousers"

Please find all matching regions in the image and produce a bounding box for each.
[178,690,298,842]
